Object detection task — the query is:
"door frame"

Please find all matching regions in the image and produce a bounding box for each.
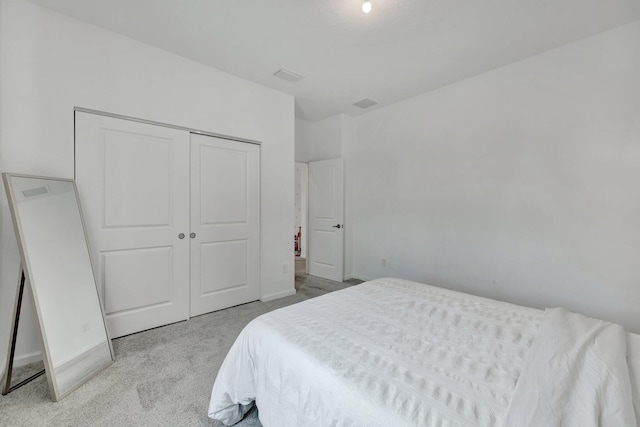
[74,107,261,147]
[295,162,309,265]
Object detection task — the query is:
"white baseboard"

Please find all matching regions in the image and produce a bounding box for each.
[351,274,374,282]
[261,288,296,302]
[13,350,43,368]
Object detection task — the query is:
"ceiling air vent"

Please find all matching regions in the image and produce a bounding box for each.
[273,68,304,83]
[353,98,378,109]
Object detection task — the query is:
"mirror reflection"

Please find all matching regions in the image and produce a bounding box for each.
[4,174,113,400]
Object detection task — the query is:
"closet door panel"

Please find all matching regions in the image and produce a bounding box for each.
[190,134,260,317]
[200,240,247,294]
[75,112,190,338]
[199,146,248,224]
[103,134,172,227]
[101,247,173,313]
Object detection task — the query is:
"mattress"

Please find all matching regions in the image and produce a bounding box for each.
[209,278,638,426]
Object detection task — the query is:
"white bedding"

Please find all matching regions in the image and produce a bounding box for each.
[208,278,638,426]
[628,333,640,423]
[504,308,636,426]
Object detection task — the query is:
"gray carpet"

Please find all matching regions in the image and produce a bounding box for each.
[0,263,362,426]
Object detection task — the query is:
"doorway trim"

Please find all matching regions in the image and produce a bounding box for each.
[295,162,308,263]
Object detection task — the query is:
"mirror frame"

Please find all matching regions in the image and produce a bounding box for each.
[2,173,114,401]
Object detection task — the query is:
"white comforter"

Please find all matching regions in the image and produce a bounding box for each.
[504,307,636,426]
[208,278,636,426]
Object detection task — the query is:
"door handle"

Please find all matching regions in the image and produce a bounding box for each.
[190,232,196,238]
[332,224,342,229]
[178,233,185,239]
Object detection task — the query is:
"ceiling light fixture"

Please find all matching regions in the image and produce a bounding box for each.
[362,0,372,13]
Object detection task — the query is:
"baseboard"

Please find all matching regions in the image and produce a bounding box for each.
[261,288,296,302]
[13,350,43,368]
[351,274,374,282]
[343,274,353,281]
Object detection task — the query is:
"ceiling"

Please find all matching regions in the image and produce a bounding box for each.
[26,0,640,122]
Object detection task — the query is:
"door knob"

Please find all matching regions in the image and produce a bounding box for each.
[332,224,342,229]
[190,232,196,238]
[178,233,185,239]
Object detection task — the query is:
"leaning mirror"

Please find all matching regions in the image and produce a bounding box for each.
[2,173,113,401]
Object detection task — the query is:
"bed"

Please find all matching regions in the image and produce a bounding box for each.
[209,278,640,426]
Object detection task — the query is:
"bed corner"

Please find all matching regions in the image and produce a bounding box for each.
[626,331,640,424]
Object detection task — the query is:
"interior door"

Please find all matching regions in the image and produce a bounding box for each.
[75,112,190,338]
[190,134,260,317]
[308,158,344,282]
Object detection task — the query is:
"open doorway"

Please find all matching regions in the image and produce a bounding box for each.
[295,162,308,274]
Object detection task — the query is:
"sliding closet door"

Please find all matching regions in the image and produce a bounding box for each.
[190,134,260,317]
[75,112,190,338]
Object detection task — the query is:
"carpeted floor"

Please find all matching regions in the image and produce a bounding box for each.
[0,263,362,426]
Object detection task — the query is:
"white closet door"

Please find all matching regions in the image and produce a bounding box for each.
[308,158,344,282]
[190,134,260,317]
[75,112,190,338]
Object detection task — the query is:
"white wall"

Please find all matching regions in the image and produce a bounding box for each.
[295,118,311,162]
[307,115,343,162]
[296,115,344,163]
[342,116,355,280]
[348,20,640,333]
[0,0,295,372]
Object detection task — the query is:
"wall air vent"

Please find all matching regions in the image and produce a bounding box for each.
[353,98,378,109]
[273,68,304,83]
